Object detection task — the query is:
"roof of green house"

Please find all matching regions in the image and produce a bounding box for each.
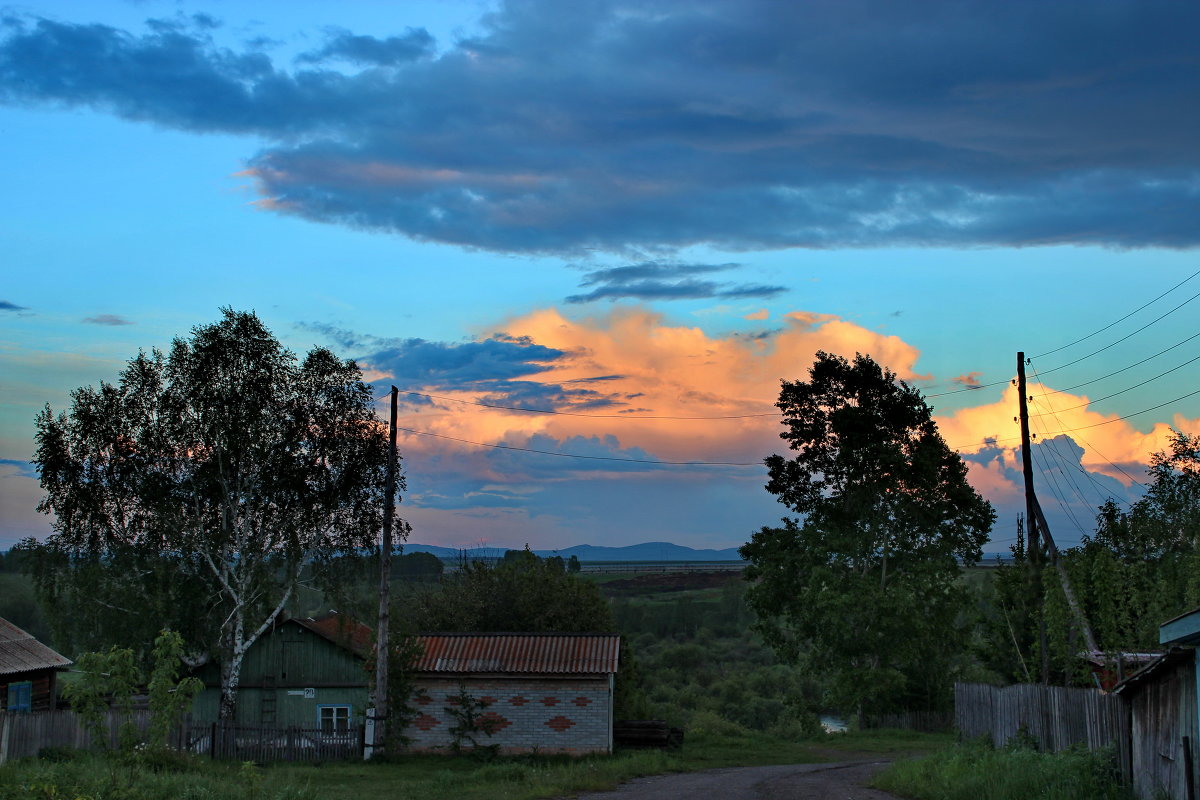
[291,613,373,658]
[0,617,72,676]
[412,633,620,675]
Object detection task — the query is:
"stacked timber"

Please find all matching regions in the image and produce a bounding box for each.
[614,720,684,749]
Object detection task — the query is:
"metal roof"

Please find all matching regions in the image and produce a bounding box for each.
[413,633,620,675]
[292,613,373,659]
[0,617,72,676]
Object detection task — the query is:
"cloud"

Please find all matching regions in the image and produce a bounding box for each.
[0,300,28,311]
[83,314,133,326]
[0,459,36,480]
[565,262,786,303]
[744,309,769,321]
[298,27,435,66]
[952,371,984,388]
[1,1,1196,253]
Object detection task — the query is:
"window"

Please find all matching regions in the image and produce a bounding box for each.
[6,681,32,713]
[318,705,351,734]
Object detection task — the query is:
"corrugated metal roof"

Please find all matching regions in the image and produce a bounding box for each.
[0,617,72,676]
[412,633,620,675]
[292,613,373,658]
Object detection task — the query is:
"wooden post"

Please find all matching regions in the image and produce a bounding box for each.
[372,386,399,756]
[1017,353,1050,684]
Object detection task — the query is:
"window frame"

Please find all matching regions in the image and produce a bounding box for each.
[316,704,352,735]
[6,681,33,713]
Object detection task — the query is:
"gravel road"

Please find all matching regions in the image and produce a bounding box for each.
[568,759,902,800]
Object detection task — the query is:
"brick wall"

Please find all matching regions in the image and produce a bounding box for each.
[406,675,612,754]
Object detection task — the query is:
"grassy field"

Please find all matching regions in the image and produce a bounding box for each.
[872,742,1133,800]
[1,729,950,800]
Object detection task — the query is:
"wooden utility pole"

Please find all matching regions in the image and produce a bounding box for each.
[1016,354,1099,682]
[371,385,399,757]
[1016,352,1050,683]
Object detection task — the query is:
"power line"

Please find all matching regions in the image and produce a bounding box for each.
[1031,267,1200,359]
[1028,441,1088,535]
[394,425,765,467]
[1033,288,1200,377]
[1038,330,1200,398]
[1036,387,1200,436]
[1028,351,1200,418]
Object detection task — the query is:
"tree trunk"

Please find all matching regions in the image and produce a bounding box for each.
[218,648,244,721]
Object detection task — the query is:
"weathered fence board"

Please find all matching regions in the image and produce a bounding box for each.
[954,682,1131,779]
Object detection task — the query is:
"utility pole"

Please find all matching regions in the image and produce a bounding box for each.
[1016,352,1050,683]
[370,386,399,758]
[1016,354,1099,683]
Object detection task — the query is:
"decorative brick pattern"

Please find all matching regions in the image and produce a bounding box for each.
[545,715,576,732]
[405,678,611,755]
[481,696,498,705]
[479,711,512,731]
[416,695,433,706]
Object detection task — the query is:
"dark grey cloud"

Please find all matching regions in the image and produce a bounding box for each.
[83,313,133,326]
[298,27,434,66]
[566,262,786,303]
[0,459,37,479]
[0,300,27,311]
[2,1,1197,253]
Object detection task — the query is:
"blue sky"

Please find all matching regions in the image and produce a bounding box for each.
[2,0,1198,553]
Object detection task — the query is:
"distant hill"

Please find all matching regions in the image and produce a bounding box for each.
[400,540,744,562]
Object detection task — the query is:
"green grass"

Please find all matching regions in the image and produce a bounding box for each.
[871,742,1133,800]
[0,730,949,800]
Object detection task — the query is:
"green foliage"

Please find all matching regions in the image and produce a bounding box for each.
[742,352,994,715]
[408,550,613,634]
[27,308,398,720]
[872,742,1132,800]
[146,630,204,749]
[611,577,822,734]
[391,551,444,582]
[62,646,141,751]
[443,684,501,755]
[977,431,1200,685]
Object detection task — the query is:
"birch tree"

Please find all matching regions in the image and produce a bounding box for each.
[30,309,398,719]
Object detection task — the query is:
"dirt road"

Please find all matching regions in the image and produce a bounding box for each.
[569,759,902,799]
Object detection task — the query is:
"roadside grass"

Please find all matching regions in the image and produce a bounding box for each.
[871,741,1133,800]
[0,729,949,800]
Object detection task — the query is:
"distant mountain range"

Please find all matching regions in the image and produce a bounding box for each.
[401,540,744,562]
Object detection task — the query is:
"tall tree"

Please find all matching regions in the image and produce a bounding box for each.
[29,309,399,719]
[741,352,994,715]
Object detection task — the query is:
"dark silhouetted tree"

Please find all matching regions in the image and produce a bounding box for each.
[741,352,994,716]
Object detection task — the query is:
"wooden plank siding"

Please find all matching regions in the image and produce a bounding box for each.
[1126,655,1198,800]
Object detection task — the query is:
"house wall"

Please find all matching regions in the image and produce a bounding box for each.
[192,622,367,726]
[1129,652,1198,800]
[406,675,613,755]
[1,669,58,713]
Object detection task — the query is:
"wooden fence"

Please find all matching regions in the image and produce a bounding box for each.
[954,682,1131,777]
[0,710,361,765]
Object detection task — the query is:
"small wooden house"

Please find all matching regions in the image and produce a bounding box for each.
[406,633,620,755]
[192,613,371,732]
[1114,607,1200,800]
[0,618,72,713]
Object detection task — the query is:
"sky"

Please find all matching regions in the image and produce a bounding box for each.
[1,0,1198,555]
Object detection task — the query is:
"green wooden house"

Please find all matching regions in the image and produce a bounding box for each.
[192,613,372,732]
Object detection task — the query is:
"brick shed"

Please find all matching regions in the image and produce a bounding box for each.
[406,633,620,755]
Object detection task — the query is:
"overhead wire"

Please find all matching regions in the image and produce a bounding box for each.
[1031,287,1200,377]
[1031,267,1200,359]
[1027,350,1200,418]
